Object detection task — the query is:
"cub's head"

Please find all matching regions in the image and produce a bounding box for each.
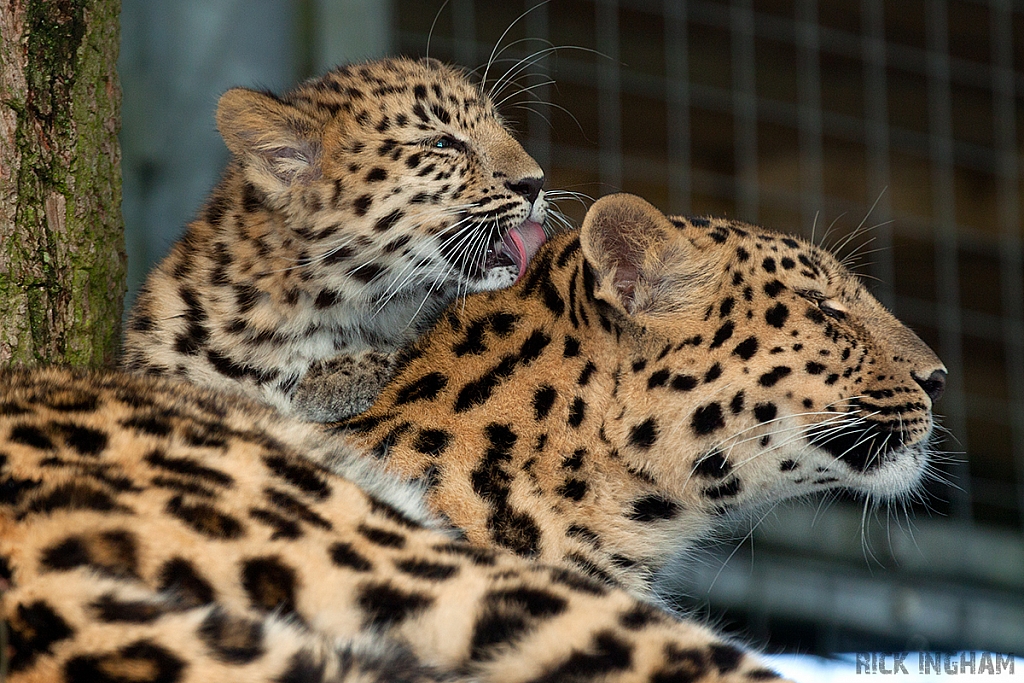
[582,194,946,509]
[215,57,547,305]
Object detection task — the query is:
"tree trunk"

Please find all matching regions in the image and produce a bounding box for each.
[0,0,125,368]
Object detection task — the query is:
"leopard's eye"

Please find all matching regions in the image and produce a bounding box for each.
[798,289,847,320]
[818,300,847,320]
[430,135,466,151]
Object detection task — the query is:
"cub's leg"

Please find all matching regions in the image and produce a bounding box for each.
[292,350,396,422]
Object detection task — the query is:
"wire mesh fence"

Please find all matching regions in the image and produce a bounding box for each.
[395,0,1024,653]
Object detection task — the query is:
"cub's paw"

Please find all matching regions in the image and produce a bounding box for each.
[292,350,396,422]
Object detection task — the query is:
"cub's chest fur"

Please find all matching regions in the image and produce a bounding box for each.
[344,193,947,597]
[122,57,549,422]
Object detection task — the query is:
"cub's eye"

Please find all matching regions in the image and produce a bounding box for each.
[429,135,466,151]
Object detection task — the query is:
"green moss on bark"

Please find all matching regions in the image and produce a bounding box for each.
[1,0,125,368]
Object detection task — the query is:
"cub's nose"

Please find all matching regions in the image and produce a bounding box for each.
[913,368,947,403]
[505,176,544,204]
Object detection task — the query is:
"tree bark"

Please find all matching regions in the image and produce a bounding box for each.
[1,0,125,368]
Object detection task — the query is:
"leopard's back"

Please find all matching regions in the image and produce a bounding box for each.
[0,368,784,683]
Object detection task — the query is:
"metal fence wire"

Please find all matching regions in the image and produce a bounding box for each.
[396,0,1024,654]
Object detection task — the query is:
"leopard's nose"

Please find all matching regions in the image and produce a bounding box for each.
[913,368,947,403]
[505,176,544,204]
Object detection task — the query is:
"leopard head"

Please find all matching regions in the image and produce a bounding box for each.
[215,57,548,312]
[583,193,946,511]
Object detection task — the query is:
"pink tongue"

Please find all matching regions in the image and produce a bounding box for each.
[501,220,547,282]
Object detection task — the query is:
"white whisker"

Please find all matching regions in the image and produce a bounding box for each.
[481,1,551,93]
[425,0,452,63]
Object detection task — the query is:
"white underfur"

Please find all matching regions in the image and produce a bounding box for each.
[283,418,449,533]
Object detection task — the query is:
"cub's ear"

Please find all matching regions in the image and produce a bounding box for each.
[216,88,322,195]
[580,193,717,317]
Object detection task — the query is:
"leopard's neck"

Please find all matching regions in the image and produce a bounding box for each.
[343,231,715,596]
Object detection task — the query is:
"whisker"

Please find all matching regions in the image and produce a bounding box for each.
[818,212,847,251]
[425,0,452,63]
[481,1,551,93]
[487,44,562,100]
[855,187,887,234]
[494,79,558,110]
[707,502,781,593]
[832,220,892,264]
[512,104,554,129]
[488,44,614,103]
[466,38,554,78]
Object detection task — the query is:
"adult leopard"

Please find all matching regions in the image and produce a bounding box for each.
[343,193,947,597]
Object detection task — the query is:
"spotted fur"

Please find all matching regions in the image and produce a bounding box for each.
[345,193,947,597]
[0,368,785,683]
[122,57,548,422]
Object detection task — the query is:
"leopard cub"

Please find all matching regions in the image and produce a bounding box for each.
[123,57,548,421]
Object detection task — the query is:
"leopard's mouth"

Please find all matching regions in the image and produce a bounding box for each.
[483,220,547,283]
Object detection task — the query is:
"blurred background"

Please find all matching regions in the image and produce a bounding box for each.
[119,0,1024,657]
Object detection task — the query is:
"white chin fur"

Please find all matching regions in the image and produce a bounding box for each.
[852,445,928,499]
[530,192,549,223]
[470,265,518,292]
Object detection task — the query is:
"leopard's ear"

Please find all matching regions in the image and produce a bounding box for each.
[216,88,322,195]
[580,193,718,317]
